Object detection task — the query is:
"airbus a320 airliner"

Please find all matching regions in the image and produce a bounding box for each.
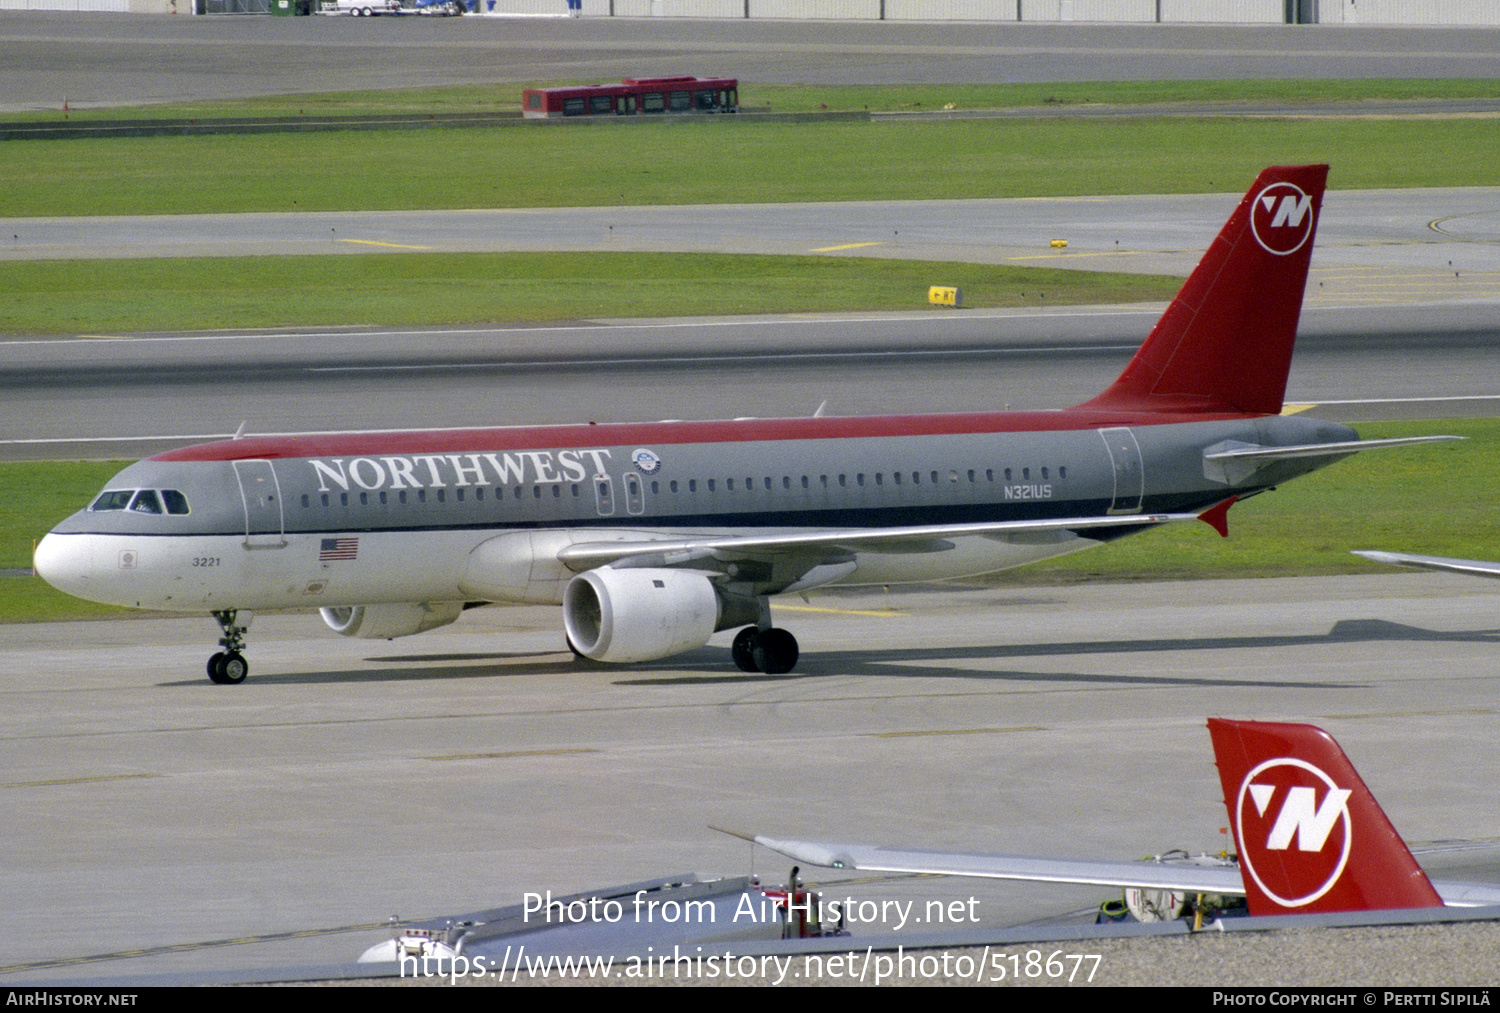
[34,165,1451,684]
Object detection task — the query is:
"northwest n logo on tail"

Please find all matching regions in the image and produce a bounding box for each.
[1251,183,1316,255]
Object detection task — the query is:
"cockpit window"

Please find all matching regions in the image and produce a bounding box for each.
[90,490,135,512]
[130,490,163,514]
[89,488,190,515]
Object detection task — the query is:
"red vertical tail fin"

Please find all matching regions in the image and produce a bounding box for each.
[1077,165,1329,416]
[1207,718,1442,915]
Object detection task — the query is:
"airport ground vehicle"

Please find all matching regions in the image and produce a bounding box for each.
[521,77,738,119]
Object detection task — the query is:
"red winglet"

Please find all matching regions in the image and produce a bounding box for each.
[1198,496,1238,538]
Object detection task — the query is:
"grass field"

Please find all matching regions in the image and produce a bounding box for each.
[6,90,1500,217]
[15,78,1500,120]
[0,253,1182,333]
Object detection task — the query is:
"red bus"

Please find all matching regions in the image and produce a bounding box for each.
[522,77,738,119]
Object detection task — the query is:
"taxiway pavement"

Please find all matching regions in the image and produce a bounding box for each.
[2,574,1498,984]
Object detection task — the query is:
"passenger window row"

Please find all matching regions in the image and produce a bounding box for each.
[645,465,1066,496]
[302,485,587,509]
[293,463,1069,511]
[292,462,1068,516]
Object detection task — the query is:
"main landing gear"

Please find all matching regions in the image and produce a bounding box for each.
[731,625,799,675]
[207,609,251,685]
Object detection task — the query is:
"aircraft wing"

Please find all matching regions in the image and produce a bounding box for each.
[736,835,1500,909]
[1352,550,1500,580]
[555,510,1202,569]
[1428,880,1500,907]
[740,834,1244,895]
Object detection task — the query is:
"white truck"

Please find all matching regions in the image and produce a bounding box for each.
[322,0,403,15]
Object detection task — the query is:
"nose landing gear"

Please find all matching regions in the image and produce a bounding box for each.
[208,610,252,684]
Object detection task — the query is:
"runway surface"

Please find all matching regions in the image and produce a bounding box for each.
[3,575,1498,984]
[8,187,1500,284]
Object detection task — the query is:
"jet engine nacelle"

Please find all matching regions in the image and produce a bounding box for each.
[320,601,465,640]
[563,568,720,663]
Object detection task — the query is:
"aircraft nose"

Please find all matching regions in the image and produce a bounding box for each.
[33,532,93,598]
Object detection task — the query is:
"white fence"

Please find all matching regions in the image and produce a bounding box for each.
[590,0,1497,22]
[0,0,134,8]
[2,0,1497,24]
[548,0,1500,23]
[1318,0,1500,24]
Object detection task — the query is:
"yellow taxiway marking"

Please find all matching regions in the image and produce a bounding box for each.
[1004,250,1164,263]
[871,726,1045,739]
[810,241,885,252]
[338,239,432,250]
[774,604,906,617]
[3,773,159,789]
[1280,403,1317,416]
[426,748,597,761]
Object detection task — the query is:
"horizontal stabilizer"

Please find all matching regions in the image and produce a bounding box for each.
[1204,436,1461,464]
[1204,435,1460,485]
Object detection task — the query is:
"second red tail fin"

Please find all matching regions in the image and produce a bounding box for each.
[1207,718,1442,915]
[1077,165,1328,417]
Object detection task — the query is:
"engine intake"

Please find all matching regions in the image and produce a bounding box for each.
[564,568,720,663]
[320,601,464,640]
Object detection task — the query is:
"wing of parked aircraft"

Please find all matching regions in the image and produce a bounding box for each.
[33,164,1462,684]
[730,833,1245,896]
[1353,550,1500,580]
[735,719,1500,917]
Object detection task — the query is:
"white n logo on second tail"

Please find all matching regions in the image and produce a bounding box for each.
[1250,782,1352,851]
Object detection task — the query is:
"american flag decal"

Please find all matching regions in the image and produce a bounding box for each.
[319,537,358,561]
